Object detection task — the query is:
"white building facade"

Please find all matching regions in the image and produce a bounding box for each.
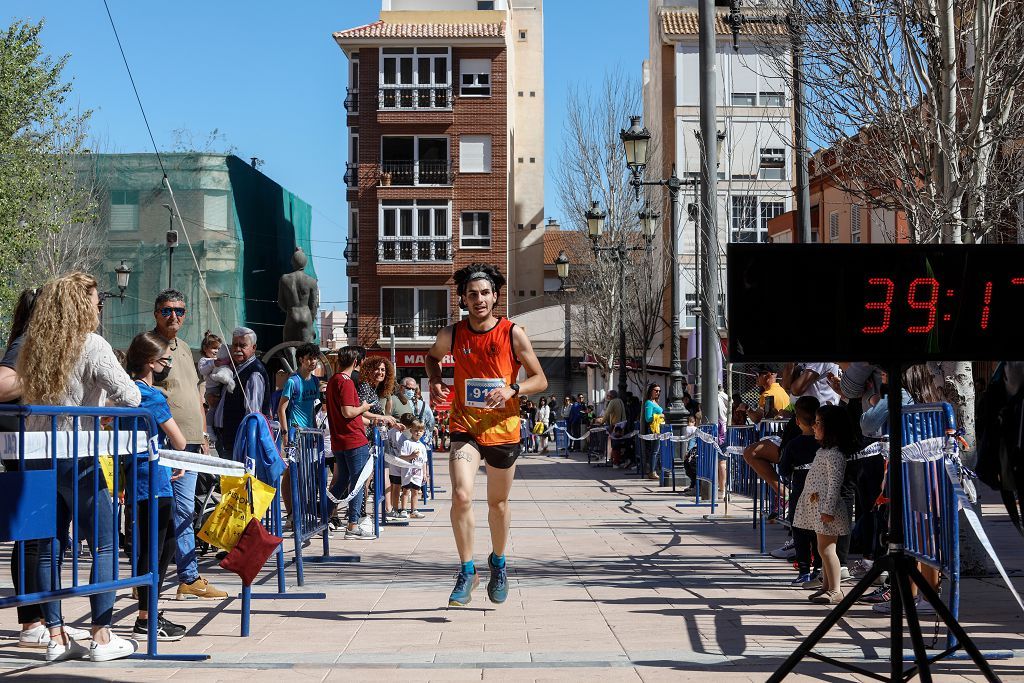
[643,1,793,356]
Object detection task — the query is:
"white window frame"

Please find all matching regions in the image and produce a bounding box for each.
[380,286,450,340]
[348,283,359,338]
[350,130,359,164]
[459,59,491,97]
[350,56,360,93]
[459,135,492,173]
[380,135,450,185]
[731,92,756,106]
[378,200,452,262]
[379,47,450,87]
[730,195,759,243]
[759,91,784,106]
[759,200,785,240]
[851,204,862,243]
[460,211,491,248]
[759,147,786,180]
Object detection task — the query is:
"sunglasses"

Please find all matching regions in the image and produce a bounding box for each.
[159,307,187,319]
[158,356,174,367]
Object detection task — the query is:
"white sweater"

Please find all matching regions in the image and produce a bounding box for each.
[28,333,141,430]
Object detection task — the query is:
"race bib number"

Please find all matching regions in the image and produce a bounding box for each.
[465,378,505,409]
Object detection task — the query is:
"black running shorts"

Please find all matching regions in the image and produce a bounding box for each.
[449,433,521,469]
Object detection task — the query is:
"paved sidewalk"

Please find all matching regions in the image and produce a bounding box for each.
[2,449,1022,681]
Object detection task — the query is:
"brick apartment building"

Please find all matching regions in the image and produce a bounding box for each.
[333,0,544,372]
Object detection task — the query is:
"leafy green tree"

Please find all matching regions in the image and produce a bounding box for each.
[0,19,92,339]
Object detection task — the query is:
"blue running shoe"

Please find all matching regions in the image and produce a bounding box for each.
[790,572,813,586]
[448,569,479,607]
[487,553,508,604]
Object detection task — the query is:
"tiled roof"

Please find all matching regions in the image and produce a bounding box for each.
[543,229,594,268]
[333,21,505,40]
[661,10,788,37]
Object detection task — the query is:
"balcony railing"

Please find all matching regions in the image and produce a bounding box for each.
[380,315,448,340]
[378,84,452,110]
[343,239,358,263]
[343,163,359,187]
[378,237,452,263]
[343,88,359,113]
[379,160,452,186]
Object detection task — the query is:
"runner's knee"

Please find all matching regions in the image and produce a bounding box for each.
[452,486,473,510]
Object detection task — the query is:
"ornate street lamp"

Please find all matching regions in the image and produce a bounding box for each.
[585,200,606,240]
[99,260,133,340]
[554,250,572,394]
[620,116,652,173]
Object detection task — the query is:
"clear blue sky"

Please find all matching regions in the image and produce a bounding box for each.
[3,1,648,307]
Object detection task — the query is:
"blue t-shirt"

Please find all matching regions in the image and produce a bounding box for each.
[133,381,174,500]
[282,373,319,429]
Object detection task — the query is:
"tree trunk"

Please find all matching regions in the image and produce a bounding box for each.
[940,359,990,576]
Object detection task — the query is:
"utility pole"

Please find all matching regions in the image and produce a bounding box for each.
[698,0,721,428]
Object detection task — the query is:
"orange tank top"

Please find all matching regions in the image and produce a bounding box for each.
[449,317,522,446]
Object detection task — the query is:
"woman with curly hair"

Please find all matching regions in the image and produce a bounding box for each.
[357,356,397,435]
[16,271,140,663]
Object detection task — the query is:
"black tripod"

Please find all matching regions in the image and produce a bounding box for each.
[768,365,1001,682]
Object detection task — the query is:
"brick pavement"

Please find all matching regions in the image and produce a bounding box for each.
[1,450,1022,681]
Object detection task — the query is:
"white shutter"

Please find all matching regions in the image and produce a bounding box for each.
[459,135,491,173]
[110,204,137,231]
[729,120,759,177]
[675,46,699,106]
[730,49,759,100]
[204,191,228,231]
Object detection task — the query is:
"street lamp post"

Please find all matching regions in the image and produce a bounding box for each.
[584,199,655,401]
[99,260,133,339]
[554,250,572,395]
[619,116,689,424]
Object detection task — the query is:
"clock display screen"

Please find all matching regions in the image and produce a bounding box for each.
[727,243,1024,362]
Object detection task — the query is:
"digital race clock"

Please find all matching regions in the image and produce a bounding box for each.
[727,243,1024,362]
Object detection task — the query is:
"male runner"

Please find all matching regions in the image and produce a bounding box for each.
[425,264,547,606]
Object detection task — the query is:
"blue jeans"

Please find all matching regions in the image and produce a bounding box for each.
[172,447,201,584]
[37,458,116,628]
[329,444,370,525]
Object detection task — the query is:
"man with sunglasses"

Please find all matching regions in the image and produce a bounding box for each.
[153,289,228,602]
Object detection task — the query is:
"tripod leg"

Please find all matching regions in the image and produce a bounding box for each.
[891,559,904,681]
[894,562,932,683]
[768,561,886,682]
[907,564,1001,682]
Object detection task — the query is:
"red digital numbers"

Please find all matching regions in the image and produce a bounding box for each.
[906,277,939,333]
[980,281,994,330]
[862,277,895,334]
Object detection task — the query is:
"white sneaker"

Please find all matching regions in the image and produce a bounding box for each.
[408,511,426,519]
[358,516,374,534]
[89,633,137,662]
[769,539,795,559]
[64,625,91,641]
[839,566,854,583]
[45,637,89,662]
[345,526,376,540]
[18,624,50,649]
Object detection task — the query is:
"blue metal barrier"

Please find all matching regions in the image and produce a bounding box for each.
[554,420,568,456]
[899,402,961,649]
[240,419,325,636]
[288,428,359,587]
[688,425,720,510]
[0,405,206,661]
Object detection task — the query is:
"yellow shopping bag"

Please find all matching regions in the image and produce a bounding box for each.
[197,474,277,552]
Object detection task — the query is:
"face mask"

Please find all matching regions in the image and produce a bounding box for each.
[153,365,171,384]
[405,388,415,399]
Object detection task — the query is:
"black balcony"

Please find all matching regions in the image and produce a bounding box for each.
[343,88,359,113]
[343,239,358,263]
[344,163,359,187]
[378,237,452,263]
[378,84,452,110]
[379,160,452,186]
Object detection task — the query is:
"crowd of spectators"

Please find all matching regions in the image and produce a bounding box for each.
[734,362,949,612]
